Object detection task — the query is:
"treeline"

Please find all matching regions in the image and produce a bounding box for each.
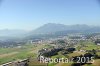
[40,48,64,57]
[38,47,76,57]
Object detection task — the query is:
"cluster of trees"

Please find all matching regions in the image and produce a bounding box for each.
[95,39,100,44]
[40,48,64,57]
[66,48,75,52]
[61,48,76,55]
[39,47,76,57]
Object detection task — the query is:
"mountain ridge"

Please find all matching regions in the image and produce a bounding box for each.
[0,23,100,40]
[31,23,100,34]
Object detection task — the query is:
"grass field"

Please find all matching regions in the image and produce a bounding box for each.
[0,43,48,64]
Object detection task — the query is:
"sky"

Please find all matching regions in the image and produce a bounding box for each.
[0,0,100,30]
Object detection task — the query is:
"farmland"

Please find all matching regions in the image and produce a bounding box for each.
[0,43,48,64]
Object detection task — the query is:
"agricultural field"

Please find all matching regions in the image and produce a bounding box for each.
[0,43,48,65]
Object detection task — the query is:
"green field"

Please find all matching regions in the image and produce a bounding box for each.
[0,43,48,64]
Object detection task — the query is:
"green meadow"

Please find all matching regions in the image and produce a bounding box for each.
[0,44,46,64]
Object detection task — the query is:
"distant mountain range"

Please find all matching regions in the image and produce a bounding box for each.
[31,23,100,34]
[0,23,100,40]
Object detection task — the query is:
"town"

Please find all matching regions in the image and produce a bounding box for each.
[0,33,100,66]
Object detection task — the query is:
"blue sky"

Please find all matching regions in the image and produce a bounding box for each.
[0,0,100,30]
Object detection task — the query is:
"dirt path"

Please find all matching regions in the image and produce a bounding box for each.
[0,52,18,58]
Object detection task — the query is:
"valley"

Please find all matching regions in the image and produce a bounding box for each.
[0,32,100,66]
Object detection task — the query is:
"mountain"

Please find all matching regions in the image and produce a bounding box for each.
[31,23,67,34]
[31,23,100,35]
[1,23,100,40]
[26,23,100,40]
